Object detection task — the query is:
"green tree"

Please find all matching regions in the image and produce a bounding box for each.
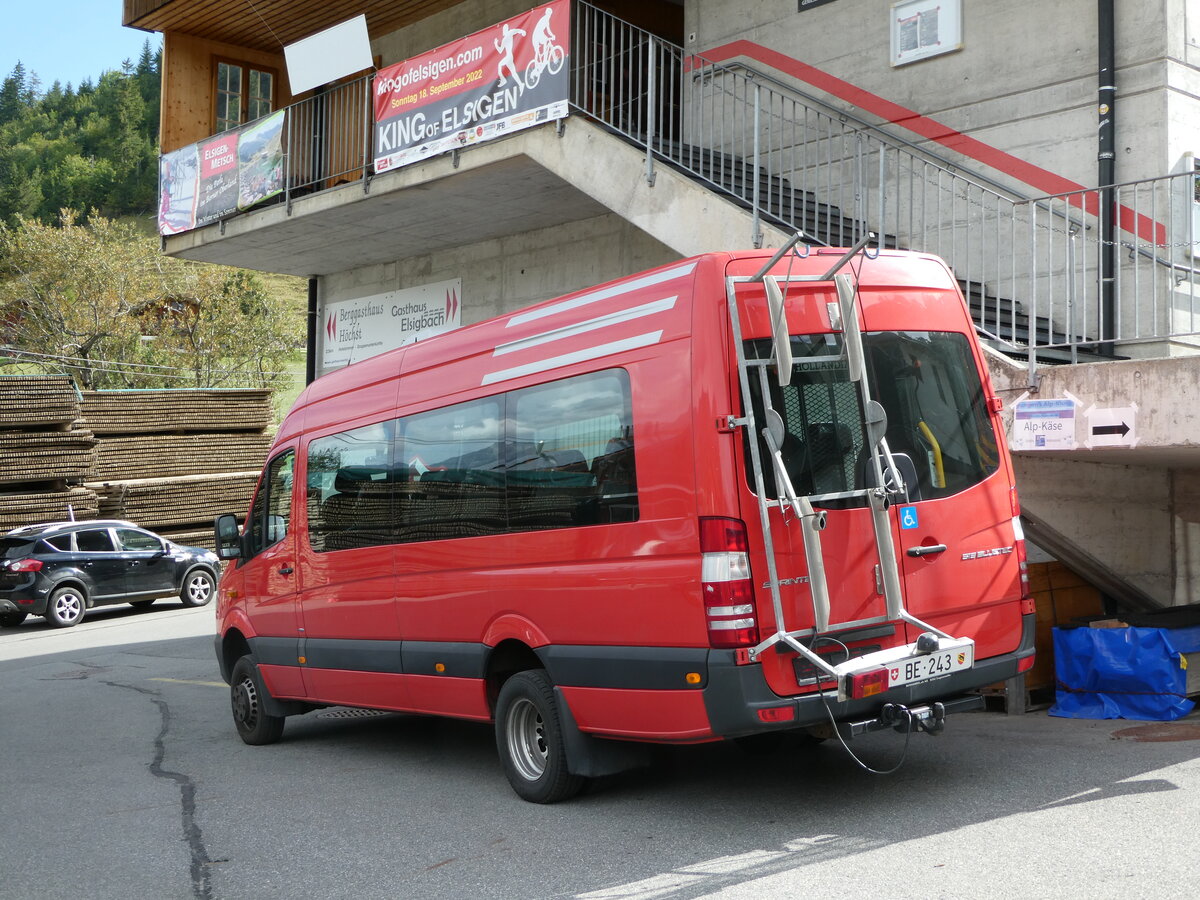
[0,211,304,390]
[0,47,163,223]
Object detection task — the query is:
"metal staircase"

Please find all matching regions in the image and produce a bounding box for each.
[569,1,1199,374]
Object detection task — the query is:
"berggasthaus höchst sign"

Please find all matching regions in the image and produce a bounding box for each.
[372,0,569,172]
[319,280,463,376]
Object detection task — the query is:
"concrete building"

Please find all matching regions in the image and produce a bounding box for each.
[125,0,1200,610]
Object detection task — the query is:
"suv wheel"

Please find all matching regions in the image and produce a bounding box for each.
[0,610,28,627]
[181,569,216,607]
[46,586,86,628]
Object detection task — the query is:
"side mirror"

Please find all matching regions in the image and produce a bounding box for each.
[214,514,242,560]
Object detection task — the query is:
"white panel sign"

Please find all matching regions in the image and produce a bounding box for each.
[284,15,373,95]
[1084,404,1138,449]
[1010,397,1078,451]
[890,0,963,67]
[319,279,461,376]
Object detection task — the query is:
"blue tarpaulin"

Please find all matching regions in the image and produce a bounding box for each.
[1049,624,1200,721]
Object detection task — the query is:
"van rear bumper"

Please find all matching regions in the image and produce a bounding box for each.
[703,612,1037,738]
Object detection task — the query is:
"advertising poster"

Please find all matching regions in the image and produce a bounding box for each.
[320,279,463,375]
[158,146,199,235]
[158,113,288,235]
[373,0,569,172]
[195,132,241,227]
[237,110,285,211]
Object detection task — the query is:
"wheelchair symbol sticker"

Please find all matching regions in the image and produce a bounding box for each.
[900,507,919,530]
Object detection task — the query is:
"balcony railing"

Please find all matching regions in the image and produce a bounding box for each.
[281,75,374,201]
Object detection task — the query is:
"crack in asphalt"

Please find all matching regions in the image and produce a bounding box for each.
[105,680,215,900]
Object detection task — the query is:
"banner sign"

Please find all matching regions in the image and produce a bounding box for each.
[320,279,463,375]
[373,0,569,173]
[158,110,285,235]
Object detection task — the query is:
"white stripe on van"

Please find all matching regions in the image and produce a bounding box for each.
[481,332,663,385]
[505,262,697,327]
[493,296,677,357]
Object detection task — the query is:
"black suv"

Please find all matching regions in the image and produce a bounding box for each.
[0,520,221,628]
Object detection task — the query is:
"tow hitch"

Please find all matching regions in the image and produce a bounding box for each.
[881,701,945,735]
[807,693,983,742]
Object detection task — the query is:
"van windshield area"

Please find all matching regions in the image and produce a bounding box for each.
[744,331,999,504]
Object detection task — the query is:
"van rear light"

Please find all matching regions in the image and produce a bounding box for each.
[846,666,890,699]
[8,559,43,573]
[1012,515,1032,600]
[757,705,796,723]
[700,517,759,649]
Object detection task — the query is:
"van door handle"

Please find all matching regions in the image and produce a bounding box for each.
[278,566,294,575]
[907,544,947,557]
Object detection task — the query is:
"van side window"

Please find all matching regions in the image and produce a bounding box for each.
[246,450,294,558]
[507,370,638,527]
[397,397,505,542]
[307,422,395,551]
[304,369,638,552]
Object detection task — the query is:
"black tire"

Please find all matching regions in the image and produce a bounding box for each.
[0,610,28,627]
[181,569,216,607]
[45,586,86,628]
[129,599,156,609]
[230,656,286,745]
[494,670,584,804]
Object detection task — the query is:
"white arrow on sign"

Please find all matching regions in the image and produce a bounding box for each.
[1084,403,1138,449]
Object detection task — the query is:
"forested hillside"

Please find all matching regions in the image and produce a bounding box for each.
[0,48,306,401]
[0,44,161,225]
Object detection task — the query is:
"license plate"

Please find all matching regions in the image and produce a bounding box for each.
[887,644,974,688]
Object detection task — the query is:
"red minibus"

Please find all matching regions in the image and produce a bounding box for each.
[214,237,1035,802]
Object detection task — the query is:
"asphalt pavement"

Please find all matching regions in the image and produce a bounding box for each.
[2,603,1199,900]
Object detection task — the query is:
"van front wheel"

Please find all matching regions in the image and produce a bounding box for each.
[230,656,285,745]
[495,670,584,804]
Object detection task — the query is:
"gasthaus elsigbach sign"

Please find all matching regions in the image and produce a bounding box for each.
[372,0,569,172]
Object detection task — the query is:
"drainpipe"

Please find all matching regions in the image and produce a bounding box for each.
[1098,0,1116,355]
[305,277,318,385]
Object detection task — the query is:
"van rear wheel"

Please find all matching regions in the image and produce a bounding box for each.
[495,670,584,804]
[230,656,285,745]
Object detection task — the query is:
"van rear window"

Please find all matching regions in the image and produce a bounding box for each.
[306,369,638,552]
[745,331,999,503]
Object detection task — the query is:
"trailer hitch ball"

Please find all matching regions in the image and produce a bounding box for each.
[915,631,940,653]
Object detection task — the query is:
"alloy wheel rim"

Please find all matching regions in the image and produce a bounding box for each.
[187,576,211,603]
[55,593,82,622]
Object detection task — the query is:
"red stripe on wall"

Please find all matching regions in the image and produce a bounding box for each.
[691,40,1165,245]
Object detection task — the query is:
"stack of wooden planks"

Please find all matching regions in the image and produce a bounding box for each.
[83,389,273,548]
[0,376,99,530]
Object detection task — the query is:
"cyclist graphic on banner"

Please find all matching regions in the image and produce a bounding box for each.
[493,5,565,92]
[524,6,565,90]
